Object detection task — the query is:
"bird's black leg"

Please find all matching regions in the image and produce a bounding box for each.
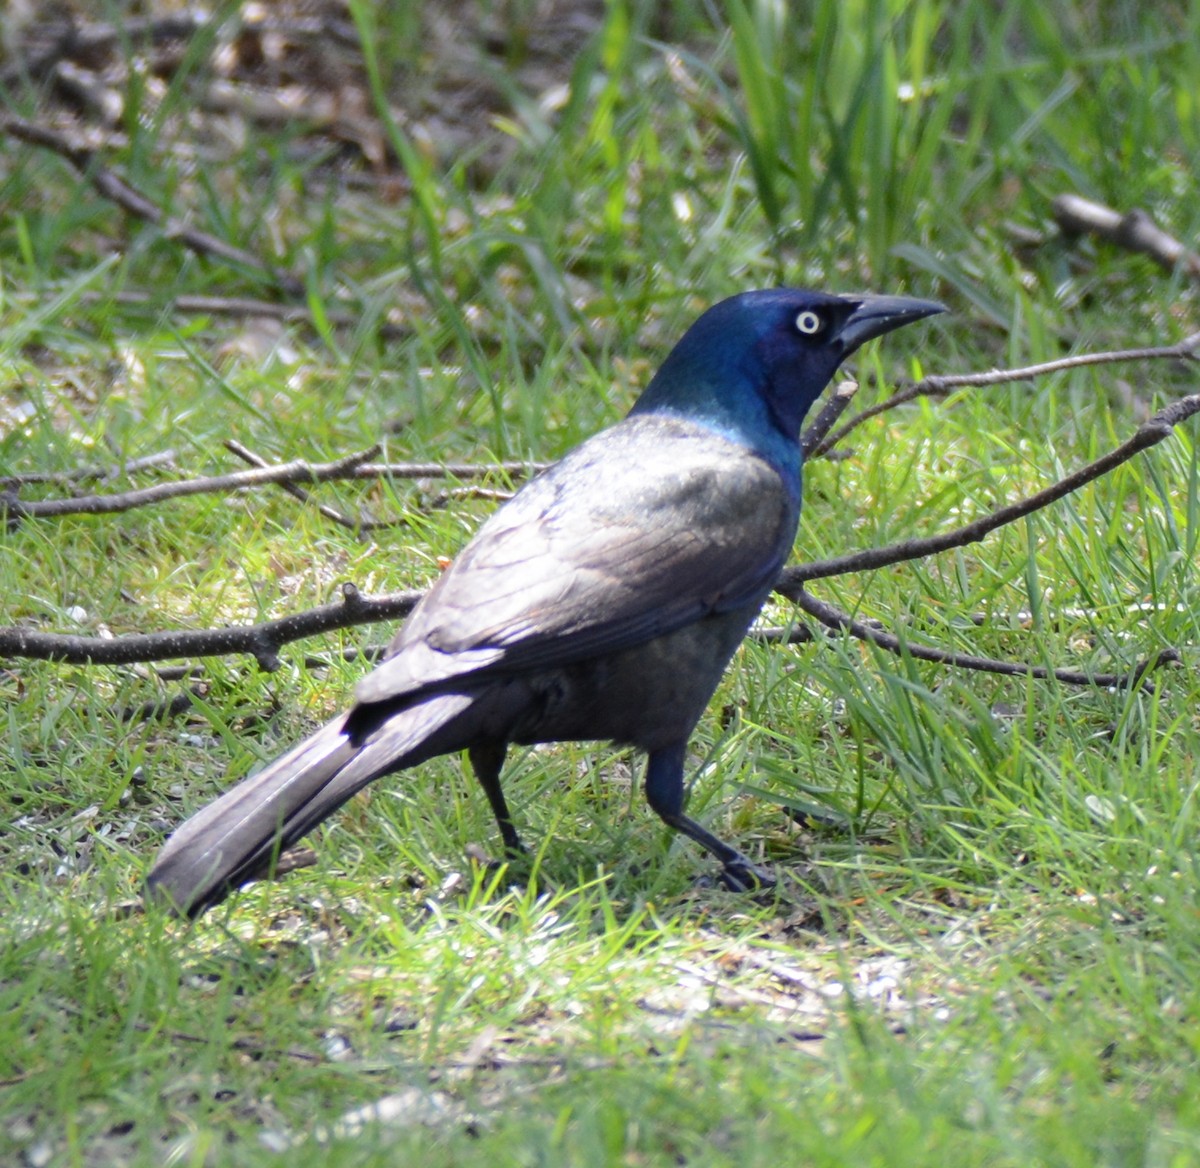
[468,741,524,857]
[643,742,775,892]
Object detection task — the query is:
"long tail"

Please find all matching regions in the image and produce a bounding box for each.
[145,692,475,917]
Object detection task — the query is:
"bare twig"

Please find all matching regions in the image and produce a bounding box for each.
[0,583,419,671]
[50,61,123,125]
[223,441,520,533]
[224,439,379,533]
[422,485,516,511]
[0,113,305,296]
[916,333,1200,390]
[302,645,387,670]
[0,573,1182,684]
[1,449,177,487]
[2,450,547,525]
[794,590,1181,690]
[1,447,380,523]
[784,393,1200,587]
[814,332,1200,456]
[801,379,858,457]
[354,460,547,480]
[1053,194,1200,279]
[27,337,1188,528]
[108,291,319,320]
[810,383,925,456]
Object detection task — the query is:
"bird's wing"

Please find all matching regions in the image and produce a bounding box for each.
[356,414,796,706]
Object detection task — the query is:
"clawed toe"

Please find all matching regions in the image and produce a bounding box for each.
[717,860,777,894]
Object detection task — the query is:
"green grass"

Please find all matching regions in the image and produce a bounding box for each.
[3,1,1200,1163]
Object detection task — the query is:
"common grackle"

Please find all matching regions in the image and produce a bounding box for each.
[146,289,943,916]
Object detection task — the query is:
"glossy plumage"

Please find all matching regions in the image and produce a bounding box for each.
[147,288,943,916]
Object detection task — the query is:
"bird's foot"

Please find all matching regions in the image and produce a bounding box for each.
[464,842,546,894]
[716,859,777,894]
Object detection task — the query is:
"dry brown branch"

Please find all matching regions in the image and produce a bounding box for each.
[420,486,517,513]
[0,583,420,672]
[223,441,520,532]
[0,113,306,296]
[114,625,821,727]
[917,333,1200,389]
[119,687,207,723]
[794,590,1181,690]
[786,393,1200,586]
[2,449,548,526]
[1,447,381,524]
[801,379,858,456]
[1,449,177,487]
[814,332,1200,456]
[354,460,548,480]
[224,439,380,534]
[1053,193,1200,278]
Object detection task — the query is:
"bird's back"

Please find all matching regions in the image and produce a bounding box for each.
[351,414,799,723]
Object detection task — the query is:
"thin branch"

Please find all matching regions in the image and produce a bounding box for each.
[354,460,547,480]
[1,446,379,522]
[1053,193,1200,278]
[0,113,305,296]
[0,583,419,672]
[814,332,1200,456]
[2,451,547,525]
[223,441,520,533]
[12,342,1191,524]
[224,439,379,534]
[109,291,320,320]
[7,624,816,734]
[421,485,516,512]
[917,332,1200,390]
[782,393,1200,588]
[801,379,858,457]
[810,382,926,457]
[1,449,177,487]
[794,589,1181,690]
[302,645,387,670]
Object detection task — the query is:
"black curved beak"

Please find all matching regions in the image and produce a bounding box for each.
[838,295,946,353]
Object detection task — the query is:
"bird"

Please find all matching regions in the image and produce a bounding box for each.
[146,288,944,917]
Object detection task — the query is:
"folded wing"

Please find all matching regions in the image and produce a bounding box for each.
[356,414,797,707]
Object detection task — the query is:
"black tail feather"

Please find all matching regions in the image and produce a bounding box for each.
[145,692,474,917]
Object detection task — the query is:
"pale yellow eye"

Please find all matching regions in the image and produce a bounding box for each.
[795,310,823,335]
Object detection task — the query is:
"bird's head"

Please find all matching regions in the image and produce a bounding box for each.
[631,288,944,453]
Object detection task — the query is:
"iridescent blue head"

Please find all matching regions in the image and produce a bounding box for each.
[630,288,944,477]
